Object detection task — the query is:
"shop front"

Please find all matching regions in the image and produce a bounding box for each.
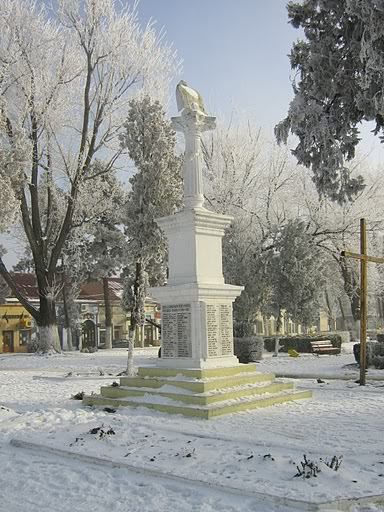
[0,305,32,353]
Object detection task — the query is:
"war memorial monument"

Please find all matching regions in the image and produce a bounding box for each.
[84,83,311,418]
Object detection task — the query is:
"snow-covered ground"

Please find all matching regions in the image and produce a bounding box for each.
[0,348,384,512]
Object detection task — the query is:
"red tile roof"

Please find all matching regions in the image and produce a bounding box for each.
[80,278,123,302]
[8,273,123,303]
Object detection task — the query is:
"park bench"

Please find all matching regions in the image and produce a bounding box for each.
[310,340,341,355]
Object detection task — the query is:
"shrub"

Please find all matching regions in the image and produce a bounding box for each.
[354,341,384,368]
[372,355,384,369]
[234,337,264,363]
[263,334,342,353]
[71,391,85,400]
[233,321,255,338]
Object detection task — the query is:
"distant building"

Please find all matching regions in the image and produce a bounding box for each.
[0,273,160,353]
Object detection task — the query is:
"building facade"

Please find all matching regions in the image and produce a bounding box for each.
[0,273,160,352]
[0,304,33,353]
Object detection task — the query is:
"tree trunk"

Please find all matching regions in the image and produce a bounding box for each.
[325,288,335,331]
[63,327,73,352]
[140,324,145,348]
[338,296,359,340]
[273,306,282,357]
[103,277,113,349]
[338,297,347,330]
[262,315,269,336]
[339,260,360,341]
[105,326,112,350]
[62,282,73,351]
[1,251,64,353]
[37,294,61,352]
[126,336,135,376]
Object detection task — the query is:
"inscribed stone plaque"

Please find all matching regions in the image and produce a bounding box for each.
[206,304,220,357]
[220,304,233,355]
[206,303,234,357]
[161,304,192,358]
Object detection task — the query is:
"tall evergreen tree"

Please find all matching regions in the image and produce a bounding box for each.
[262,219,326,332]
[120,96,182,344]
[276,0,384,203]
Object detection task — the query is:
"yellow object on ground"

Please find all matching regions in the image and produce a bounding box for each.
[288,348,300,357]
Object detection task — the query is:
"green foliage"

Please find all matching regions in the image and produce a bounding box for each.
[276,0,384,202]
[261,219,326,328]
[120,96,182,278]
[233,320,256,338]
[223,220,272,324]
[263,334,342,353]
[353,341,384,368]
[120,96,182,326]
[233,337,264,363]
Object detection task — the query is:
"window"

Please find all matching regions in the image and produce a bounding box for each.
[19,330,31,346]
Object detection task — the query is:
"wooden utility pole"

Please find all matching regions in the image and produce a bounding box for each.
[341,218,384,386]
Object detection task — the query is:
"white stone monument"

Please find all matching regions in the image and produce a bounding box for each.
[83,82,312,418]
[149,81,244,369]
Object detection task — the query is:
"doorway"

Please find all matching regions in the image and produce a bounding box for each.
[82,320,96,350]
[2,331,14,352]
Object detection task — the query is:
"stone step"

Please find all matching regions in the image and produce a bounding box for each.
[137,364,257,380]
[100,381,295,406]
[119,371,275,393]
[83,389,312,419]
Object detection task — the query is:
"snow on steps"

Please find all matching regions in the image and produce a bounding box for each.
[83,363,312,419]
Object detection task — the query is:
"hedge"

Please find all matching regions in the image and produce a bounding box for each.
[263,334,342,354]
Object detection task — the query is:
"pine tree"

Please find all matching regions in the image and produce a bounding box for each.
[275,0,384,203]
[263,219,326,331]
[120,96,182,345]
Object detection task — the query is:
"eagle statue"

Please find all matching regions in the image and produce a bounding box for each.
[176,80,207,115]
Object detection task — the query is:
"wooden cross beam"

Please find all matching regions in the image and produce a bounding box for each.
[341,251,384,265]
[341,218,384,386]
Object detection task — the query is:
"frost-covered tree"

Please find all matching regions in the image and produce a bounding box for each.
[205,117,384,336]
[263,220,326,332]
[0,0,179,352]
[61,168,126,350]
[0,131,28,238]
[275,0,384,203]
[202,123,302,325]
[202,121,262,215]
[291,162,384,338]
[83,220,126,350]
[120,96,182,343]
[0,275,10,304]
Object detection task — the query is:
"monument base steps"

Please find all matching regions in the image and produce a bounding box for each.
[83,364,312,419]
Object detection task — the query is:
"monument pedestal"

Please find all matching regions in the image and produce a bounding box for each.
[153,283,240,369]
[83,364,312,419]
